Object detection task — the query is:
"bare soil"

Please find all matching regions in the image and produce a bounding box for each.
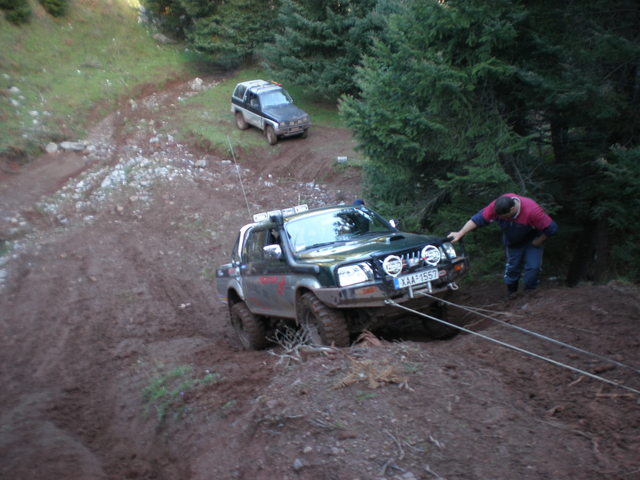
[1,77,639,480]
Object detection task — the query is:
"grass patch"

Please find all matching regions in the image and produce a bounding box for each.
[170,66,346,157]
[0,0,197,160]
[142,364,221,424]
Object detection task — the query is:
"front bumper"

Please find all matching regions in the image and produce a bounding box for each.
[313,260,467,310]
[275,122,311,137]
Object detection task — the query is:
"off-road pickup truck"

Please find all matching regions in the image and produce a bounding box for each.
[216,204,469,349]
[231,79,311,145]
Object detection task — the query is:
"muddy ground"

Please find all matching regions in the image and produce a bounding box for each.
[1,77,639,480]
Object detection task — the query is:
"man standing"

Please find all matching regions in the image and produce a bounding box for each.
[448,194,558,295]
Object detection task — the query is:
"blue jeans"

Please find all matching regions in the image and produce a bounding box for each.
[504,241,544,290]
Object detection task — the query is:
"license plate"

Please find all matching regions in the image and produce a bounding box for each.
[393,269,438,289]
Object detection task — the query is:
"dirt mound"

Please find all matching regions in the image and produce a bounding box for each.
[1,77,638,480]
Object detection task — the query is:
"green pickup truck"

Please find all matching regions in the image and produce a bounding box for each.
[216,204,469,349]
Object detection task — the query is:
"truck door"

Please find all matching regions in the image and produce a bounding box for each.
[242,227,294,318]
[243,92,263,128]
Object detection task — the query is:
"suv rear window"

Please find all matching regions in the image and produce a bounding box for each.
[233,85,246,99]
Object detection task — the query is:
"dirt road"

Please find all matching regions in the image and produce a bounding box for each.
[1,77,639,480]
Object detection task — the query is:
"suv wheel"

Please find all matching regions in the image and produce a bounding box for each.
[297,292,349,347]
[422,302,459,339]
[265,125,278,145]
[235,112,249,130]
[230,302,267,350]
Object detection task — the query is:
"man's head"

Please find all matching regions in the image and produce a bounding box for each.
[494,195,516,218]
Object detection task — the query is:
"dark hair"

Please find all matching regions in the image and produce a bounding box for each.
[494,195,515,215]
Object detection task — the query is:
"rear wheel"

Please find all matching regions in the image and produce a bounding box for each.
[265,125,278,145]
[297,292,349,347]
[230,302,267,350]
[422,302,459,339]
[235,112,249,130]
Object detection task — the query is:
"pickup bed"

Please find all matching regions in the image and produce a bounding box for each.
[216,204,469,349]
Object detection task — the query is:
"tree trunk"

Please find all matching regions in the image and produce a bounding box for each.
[566,218,609,286]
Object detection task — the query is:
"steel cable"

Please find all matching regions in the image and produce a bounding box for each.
[384,298,640,396]
[418,291,640,375]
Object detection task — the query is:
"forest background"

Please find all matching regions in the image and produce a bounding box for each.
[3,0,640,286]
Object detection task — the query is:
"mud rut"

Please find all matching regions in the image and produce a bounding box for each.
[1,77,639,480]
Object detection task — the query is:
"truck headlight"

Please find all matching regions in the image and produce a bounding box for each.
[441,242,457,259]
[337,263,374,287]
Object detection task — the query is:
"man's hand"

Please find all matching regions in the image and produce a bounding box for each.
[447,219,478,243]
[531,234,547,247]
[447,231,464,243]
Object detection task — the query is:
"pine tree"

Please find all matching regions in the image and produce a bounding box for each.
[261,0,389,99]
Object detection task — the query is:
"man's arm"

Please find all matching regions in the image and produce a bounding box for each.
[448,219,478,243]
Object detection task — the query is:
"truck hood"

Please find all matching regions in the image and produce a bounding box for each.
[295,232,442,264]
[263,104,309,123]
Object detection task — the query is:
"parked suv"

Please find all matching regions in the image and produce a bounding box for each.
[231,80,311,145]
[216,204,470,349]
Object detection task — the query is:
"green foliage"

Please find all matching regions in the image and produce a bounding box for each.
[261,0,390,99]
[141,0,279,67]
[142,365,221,423]
[191,0,279,68]
[0,0,31,24]
[592,147,640,281]
[38,0,67,17]
[341,0,522,234]
[141,0,191,37]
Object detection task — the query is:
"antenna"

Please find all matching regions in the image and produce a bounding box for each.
[227,136,251,219]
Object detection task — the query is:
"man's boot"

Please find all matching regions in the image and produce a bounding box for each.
[507,282,519,298]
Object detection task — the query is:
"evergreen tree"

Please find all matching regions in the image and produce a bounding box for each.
[261,0,390,99]
[187,0,279,68]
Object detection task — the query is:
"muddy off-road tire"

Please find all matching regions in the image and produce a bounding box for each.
[297,292,349,347]
[422,302,459,339]
[235,112,249,130]
[230,302,267,350]
[265,125,278,145]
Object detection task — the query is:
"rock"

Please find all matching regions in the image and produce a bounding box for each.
[45,142,58,154]
[8,86,20,94]
[194,159,208,168]
[292,458,305,471]
[190,77,204,91]
[60,141,88,152]
[153,33,177,44]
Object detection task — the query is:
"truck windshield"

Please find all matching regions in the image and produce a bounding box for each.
[285,207,394,252]
[259,89,293,108]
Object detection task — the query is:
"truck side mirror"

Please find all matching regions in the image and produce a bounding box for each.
[389,219,399,229]
[263,244,283,261]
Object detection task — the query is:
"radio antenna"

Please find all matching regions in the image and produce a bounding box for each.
[227,136,251,218]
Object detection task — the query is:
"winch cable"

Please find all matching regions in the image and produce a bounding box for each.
[417,290,640,376]
[384,298,640,396]
[226,136,251,218]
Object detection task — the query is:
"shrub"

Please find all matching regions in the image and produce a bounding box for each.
[38,0,68,17]
[0,0,32,24]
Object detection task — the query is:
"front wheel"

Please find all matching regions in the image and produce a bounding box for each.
[297,292,349,347]
[230,302,267,350]
[265,125,278,145]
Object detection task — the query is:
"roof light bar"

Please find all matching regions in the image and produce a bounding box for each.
[252,204,308,223]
